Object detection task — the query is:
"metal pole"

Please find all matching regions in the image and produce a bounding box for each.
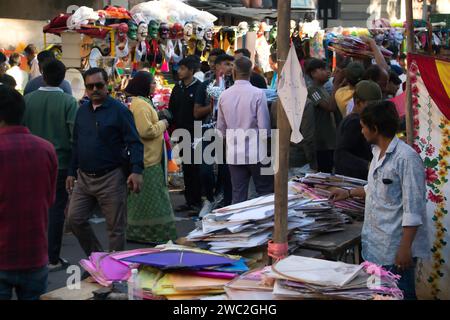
[405,0,414,146]
[273,0,291,246]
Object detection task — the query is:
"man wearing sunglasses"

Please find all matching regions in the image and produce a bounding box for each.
[66,68,144,257]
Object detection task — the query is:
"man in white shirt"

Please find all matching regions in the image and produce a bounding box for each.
[24,44,41,80]
[6,53,28,93]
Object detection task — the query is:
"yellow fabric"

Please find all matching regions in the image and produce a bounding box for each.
[129,97,167,167]
[436,60,450,99]
[335,86,355,116]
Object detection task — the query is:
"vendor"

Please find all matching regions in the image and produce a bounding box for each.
[331,100,429,300]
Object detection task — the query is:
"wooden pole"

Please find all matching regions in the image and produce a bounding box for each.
[273,1,291,248]
[405,0,414,146]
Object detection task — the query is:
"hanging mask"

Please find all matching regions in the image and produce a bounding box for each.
[148,20,160,39]
[127,21,138,40]
[197,40,206,52]
[237,21,249,37]
[204,27,213,41]
[290,20,296,37]
[137,22,148,42]
[250,21,260,33]
[170,23,183,40]
[117,23,129,42]
[194,23,206,40]
[184,22,194,42]
[159,22,170,40]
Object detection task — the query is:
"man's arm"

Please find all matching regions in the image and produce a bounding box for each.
[361,36,389,72]
[66,97,79,145]
[396,155,427,269]
[121,107,144,175]
[256,91,271,132]
[193,82,213,119]
[309,87,335,113]
[216,96,226,137]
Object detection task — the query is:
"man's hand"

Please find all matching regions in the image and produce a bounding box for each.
[360,35,376,48]
[329,188,350,202]
[395,245,414,271]
[66,176,76,194]
[127,173,144,194]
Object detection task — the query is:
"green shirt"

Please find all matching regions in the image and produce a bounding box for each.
[307,85,336,151]
[23,88,78,170]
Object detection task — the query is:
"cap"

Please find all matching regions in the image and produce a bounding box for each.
[354,80,382,102]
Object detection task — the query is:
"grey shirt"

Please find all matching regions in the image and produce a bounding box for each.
[24,76,73,96]
[362,137,430,266]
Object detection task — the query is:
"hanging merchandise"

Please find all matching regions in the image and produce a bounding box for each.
[135,22,150,63]
[309,30,325,59]
[236,21,249,38]
[147,20,163,68]
[255,29,272,73]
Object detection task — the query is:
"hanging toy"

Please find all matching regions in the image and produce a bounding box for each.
[127,20,138,41]
[115,23,130,59]
[201,26,214,61]
[237,21,249,38]
[147,20,163,68]
[135,22,150,63]
[169,23,185,65]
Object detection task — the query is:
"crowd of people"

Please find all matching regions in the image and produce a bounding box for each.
[0,34,428,300]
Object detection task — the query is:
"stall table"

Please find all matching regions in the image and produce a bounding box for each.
[297,221,363,264]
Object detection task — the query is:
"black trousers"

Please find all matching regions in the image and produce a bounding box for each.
[48,170,68,265]
[182,163,202,207]
[317,150,334,174]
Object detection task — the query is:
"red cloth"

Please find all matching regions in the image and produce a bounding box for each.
[390,91,406,117]
[408,53,450,120]
[0,126,57,270]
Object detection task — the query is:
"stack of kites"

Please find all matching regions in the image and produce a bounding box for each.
[80,245,250,300]
[328,36,393,59]
[226,256,404,300]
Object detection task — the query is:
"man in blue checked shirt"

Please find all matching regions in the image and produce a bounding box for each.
[331,100,429,300]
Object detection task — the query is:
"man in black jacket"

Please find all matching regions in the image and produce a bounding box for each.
[334,80,382,180]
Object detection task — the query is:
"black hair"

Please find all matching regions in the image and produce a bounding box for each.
[125,71,153,98]
[83,67,108,83]
[178,57,198,72]
[305,58,326,77]
[235,48,251,58]
[9,53,21,67]
[214,54,234,66]
[360,100,400,138]
[200,61,210,73]
[336,54,351,69]
[363,65,384,82]
[234,57,253,77]
[209,48,226,57]
[0,85,25,125]
[389,70,402,85]
[37,50,55,65]
[185,55,201,72]
[24,44,38,56]
[0,74,17,89]
[42,59,66,87]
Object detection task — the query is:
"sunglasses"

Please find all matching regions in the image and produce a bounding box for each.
[85,82,106,91]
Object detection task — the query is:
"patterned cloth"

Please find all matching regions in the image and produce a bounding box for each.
[408,54,450,300]
[127,164,177,243]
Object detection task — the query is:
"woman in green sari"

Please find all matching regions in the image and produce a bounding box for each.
[125,71,177,244]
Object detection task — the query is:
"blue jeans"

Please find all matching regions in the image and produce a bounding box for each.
[383,259,417,300]
[0,266,48,300]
